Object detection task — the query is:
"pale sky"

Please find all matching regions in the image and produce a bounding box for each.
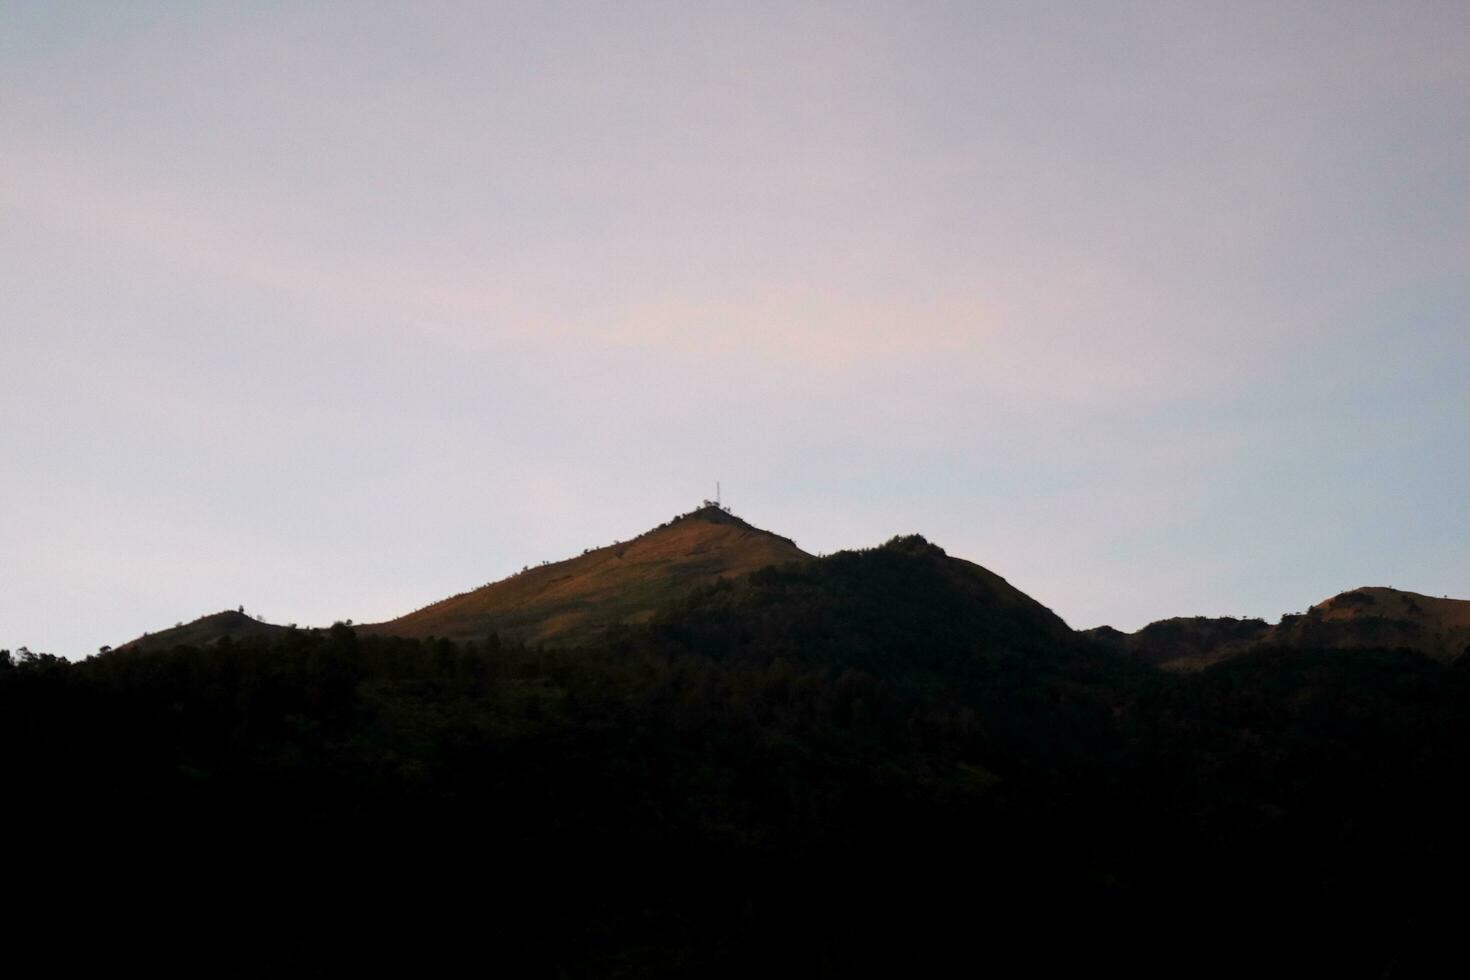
[4,1,1467,656]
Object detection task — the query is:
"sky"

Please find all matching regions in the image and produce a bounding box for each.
[3,1,1467,657]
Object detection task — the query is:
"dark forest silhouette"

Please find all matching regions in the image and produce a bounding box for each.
[7,535,1470,976]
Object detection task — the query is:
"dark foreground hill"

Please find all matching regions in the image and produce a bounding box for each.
[8,532,1470,977]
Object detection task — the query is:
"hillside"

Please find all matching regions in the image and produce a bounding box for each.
[1276,586,1470,663]
[364,505,812,645]
[1089,586,1470,670]
[645,533,1076,667]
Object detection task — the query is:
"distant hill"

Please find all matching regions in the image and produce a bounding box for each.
[1276,587,1470,664]
[1082,616,1271,670]
[363,504,812,645]
[116,609,291,652]
[1089,586,1470,670]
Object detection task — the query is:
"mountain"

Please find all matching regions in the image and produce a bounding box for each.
[1089,586,1470,669]
[363,504,812,645]
[626,534,1136,757]
[110,505,810,651]
[109,507,1466,672]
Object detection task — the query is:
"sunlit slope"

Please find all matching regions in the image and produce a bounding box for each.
[366,506,812,645]
[1276,587,1470,664]
[1089,586,1470,670]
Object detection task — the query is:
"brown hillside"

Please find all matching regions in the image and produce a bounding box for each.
[365,505,812,645]
[1276,587,1470,664]
[1090,587,1470,671]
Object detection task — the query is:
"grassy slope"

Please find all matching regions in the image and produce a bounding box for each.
[366,506,812,645]
[1279,586,1470,663]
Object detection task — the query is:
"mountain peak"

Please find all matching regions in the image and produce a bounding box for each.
[366,506,811,645]
[676,503,750,526]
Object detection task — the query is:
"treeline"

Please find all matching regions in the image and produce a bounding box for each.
[4,625,1043,977]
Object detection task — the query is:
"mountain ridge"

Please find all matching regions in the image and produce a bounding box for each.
[112,509,1466,669]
